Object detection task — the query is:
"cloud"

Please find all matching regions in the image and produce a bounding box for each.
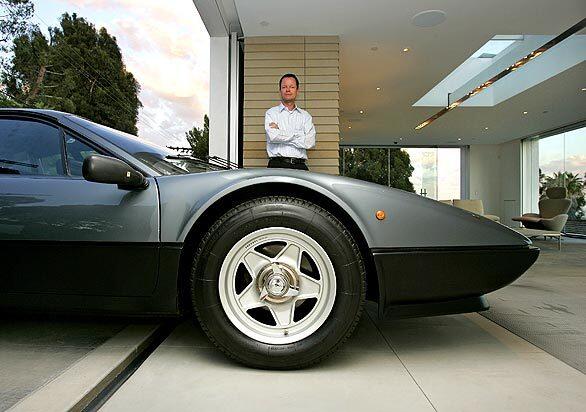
[51,0,210,147]
[541,155,586,176]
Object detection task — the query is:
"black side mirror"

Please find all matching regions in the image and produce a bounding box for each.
[82,155,149,190]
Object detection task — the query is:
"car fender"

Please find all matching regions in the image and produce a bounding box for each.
[156,170,374,246]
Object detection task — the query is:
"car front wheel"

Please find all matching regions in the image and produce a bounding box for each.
[190,196,365,369]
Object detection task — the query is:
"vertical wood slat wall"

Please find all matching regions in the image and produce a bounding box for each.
[243,36,340,174]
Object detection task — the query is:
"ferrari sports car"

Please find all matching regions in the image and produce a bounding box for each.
[0,109,539,369]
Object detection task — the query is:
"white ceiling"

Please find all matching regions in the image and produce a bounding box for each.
[233,0,586,145]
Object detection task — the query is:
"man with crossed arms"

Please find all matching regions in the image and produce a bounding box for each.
[265,73,316,170]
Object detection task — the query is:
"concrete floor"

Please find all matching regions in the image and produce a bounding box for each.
[0,317,126,411]
[484,237,586,373]
[99,308,586,412]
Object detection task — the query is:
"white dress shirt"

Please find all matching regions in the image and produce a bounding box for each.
[265,103,316,159]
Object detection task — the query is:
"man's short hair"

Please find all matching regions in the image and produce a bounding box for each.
[279,73,300,88]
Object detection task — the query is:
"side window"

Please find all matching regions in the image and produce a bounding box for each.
[0,118,63,176]
[65,134,99,177]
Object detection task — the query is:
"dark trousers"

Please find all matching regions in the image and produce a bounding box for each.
[267,157,309,171]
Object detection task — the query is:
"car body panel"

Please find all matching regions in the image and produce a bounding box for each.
[156,168,530,249]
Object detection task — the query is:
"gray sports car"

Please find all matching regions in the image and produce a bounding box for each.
[0,109,538,369]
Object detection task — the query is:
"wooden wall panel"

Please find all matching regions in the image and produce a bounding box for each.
[243,36,340,174]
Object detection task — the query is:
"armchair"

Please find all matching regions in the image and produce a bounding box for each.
[513,187,571,232]
[452,199,500,222]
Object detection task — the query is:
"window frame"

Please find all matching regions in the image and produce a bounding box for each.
[61,129,107,178]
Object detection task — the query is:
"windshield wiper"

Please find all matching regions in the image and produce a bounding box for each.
[166,147,240,170]
[0,158,38,168]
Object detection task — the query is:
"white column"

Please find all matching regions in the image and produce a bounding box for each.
[209,36,230,160]
[522,139,540,214]
[228,32,241,166]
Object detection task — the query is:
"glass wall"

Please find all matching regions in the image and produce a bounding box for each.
[340,147,462,200]
[525,125,586,235]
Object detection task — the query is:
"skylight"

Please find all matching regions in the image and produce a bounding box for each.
[472,39,516,58]
[414,35,523,107]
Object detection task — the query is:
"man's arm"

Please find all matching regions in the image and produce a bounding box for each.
[265,110,300,145]
[299,113,316,149]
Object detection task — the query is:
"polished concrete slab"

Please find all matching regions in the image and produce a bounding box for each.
[0,317,126,411]
[483,237,586,373]
[100,307,586,412]
[10,324,160,412]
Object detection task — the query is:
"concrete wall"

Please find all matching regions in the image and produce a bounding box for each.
[469,140,522,227]
[242,36,340,174]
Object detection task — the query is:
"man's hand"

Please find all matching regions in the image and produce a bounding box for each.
[269,122,279,129]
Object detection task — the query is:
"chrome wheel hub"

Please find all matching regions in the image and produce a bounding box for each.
[257,263,299,303]
[219,227,337,345]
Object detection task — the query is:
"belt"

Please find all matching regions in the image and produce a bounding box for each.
[270,157,306,164]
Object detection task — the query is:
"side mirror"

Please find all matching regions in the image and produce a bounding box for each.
[82,155,149,190]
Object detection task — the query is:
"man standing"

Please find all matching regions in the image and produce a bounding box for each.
[265,73,316,170]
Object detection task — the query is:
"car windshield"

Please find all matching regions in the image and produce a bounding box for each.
[67,115,221,175]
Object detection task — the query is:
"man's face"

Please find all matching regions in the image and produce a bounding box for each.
[280,77,298,103]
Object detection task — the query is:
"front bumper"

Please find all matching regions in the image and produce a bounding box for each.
[372,245,540,318]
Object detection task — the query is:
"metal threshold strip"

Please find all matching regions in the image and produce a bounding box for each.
[414,18,586,130]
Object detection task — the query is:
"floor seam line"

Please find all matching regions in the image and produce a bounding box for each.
[365,310,438,412]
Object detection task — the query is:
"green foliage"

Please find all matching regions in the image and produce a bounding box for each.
[0,0,34,50]
[340,147,415,192]
[1,13,141,134]
[540,171,586,220]
[185,114,209,160]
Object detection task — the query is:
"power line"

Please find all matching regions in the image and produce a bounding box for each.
[27,11,184,145]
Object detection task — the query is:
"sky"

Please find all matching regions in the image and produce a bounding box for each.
[539,126,586,177]
[34,0,210,148]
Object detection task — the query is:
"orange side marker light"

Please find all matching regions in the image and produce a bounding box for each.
[376,210,386,220]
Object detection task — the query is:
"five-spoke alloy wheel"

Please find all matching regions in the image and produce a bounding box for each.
[219,227,336,344]
[191,196,365,369]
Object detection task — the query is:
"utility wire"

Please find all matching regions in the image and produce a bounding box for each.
[26,10,184,145]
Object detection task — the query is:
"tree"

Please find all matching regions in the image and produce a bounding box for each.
[0,0,34,52]
[186,114,209,160]
[341,147,415,192]
[1,13,141,134]
[540,171,585,220]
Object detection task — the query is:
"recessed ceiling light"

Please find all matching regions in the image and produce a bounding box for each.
[403,48,410,53]
[376,87,381,91]
[458,138,462,141]
[484,127,489,130]
[348,126,352,129]
[359,110,364,114]
[523,111,528,115]
[399,137,403,140]
[259,21,269,27]
[581,88,586,91]
[412,10,447,28]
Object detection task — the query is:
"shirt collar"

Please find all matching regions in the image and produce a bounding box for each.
[279,102,301,113]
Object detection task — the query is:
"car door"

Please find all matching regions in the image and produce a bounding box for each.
[0,115,160,296]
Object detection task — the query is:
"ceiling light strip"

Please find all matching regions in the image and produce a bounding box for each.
[414,17,586,130]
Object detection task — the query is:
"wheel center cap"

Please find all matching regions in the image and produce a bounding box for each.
[266,274,289,297]
[257,262,299,303]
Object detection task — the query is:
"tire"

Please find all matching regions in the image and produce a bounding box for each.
[190,196,366,369]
